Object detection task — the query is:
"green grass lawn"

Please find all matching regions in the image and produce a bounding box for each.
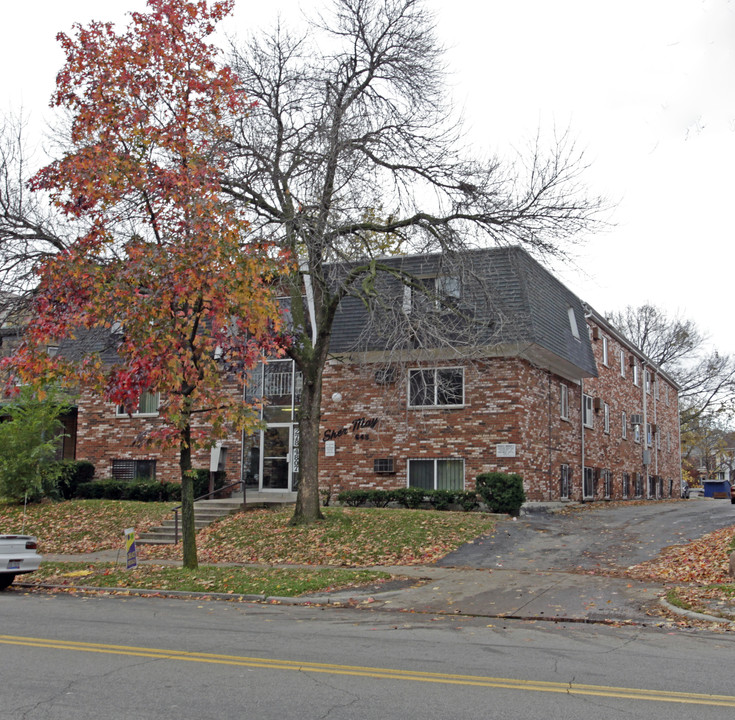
[146,506,497,566]
[1,499,496,597]
[26,562,390,597]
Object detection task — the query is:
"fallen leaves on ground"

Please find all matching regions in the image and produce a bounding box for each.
[627,524,735,584]
[626,523,735,624]
[142,507,496,567]
[0,500,171,554]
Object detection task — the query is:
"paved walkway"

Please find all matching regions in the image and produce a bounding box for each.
[39,500,735,625]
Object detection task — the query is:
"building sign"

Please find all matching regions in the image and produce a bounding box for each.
[124,528,138,569]
[496,443,517,458]
[323,417,379,442]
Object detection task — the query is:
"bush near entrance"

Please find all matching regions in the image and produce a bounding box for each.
[476,472,526,516]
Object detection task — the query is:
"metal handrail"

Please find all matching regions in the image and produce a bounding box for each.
[171,481,245,544]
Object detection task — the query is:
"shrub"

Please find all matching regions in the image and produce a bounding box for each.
[476,472,526,516]
[0,388,70,502]
[392,487,425,509]
[455,491,480,512]
[426,489,454,510]
[56,460,96,500]
[368,489,393,507]
[190,469,227,498]
[75,479,181,501]
[337,489,371,507]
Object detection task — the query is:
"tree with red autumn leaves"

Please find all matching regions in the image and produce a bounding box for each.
[5,0,288,568]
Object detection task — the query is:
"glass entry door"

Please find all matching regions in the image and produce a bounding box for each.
[260,425,298,491]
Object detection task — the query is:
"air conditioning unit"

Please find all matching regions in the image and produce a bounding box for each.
[630,414,642,426]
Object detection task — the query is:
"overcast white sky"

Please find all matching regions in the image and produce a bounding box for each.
[2,0,734,353]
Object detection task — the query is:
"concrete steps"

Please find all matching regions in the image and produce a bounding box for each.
[137,493,298,545]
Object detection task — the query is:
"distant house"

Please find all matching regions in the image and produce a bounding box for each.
[7,246,683,502]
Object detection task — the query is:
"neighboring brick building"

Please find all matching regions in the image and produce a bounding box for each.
[33,246,684,502]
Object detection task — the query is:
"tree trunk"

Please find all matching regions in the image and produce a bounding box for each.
[290,360,324,525]
[179,423,198,569]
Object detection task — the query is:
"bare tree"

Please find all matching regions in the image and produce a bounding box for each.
[608,303,735,432]
[226,0,605,524]
[0,115,71,326]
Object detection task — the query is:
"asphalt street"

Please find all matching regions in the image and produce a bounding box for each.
[2,590,735,719]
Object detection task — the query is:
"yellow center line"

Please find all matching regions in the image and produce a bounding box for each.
[2,634,734,707]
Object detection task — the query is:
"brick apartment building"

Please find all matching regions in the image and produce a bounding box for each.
[7,246,682,502]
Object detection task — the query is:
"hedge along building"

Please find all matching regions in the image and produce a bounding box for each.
[242,246,682,502]
[55,246,681,502]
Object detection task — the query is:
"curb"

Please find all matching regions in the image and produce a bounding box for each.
[11,581,662,628]
[659,597,735,627]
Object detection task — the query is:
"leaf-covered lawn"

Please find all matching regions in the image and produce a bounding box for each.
[25,562,389,597]
[0,500,171,554]
[145,507,496,567]
[628,523,735,622]
[628,524,735,584]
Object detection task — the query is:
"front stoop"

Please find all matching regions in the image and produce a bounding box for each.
[137,493,297,545]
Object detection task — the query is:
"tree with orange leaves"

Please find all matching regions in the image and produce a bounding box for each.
[5,0,288,568]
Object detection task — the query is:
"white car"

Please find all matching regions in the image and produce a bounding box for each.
[0,535,42,590]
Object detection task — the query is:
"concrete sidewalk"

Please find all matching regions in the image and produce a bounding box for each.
[297,565,663,623]
[40,552,664,624]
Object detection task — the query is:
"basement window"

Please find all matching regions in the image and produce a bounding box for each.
[112,459,157,482]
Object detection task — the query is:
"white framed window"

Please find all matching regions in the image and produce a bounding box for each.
[622,411,627,439]
[560,383,569,420]
[603,403,610,434]
[583,394,594,428]
[568,307,580,340]
[620,349,626,378]
[622,472,630,498]
[634,422,641,444]
[632,361,640,386]
[602,336,609,366]
[408,458,464,491]
[646,423,653,447]
[645,370,651,394]
[403,276,460,313]
[117,391,159,416]
[560,464,571,499]
[409,368,464,407]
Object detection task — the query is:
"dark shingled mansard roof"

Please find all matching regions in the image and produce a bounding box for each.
[327,246,598,381]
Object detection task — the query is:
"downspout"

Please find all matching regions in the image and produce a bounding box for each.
[642,360,649,497]
[580,377,585,502]
[548,372,553,501]
[653,372,659,480]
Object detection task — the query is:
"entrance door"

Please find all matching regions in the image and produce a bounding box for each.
[260,425,299,491]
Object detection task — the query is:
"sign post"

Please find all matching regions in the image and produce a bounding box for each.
[124,528,137,570]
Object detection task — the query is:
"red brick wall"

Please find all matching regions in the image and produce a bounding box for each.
[318,337,682,502]
[75,389,244,484]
